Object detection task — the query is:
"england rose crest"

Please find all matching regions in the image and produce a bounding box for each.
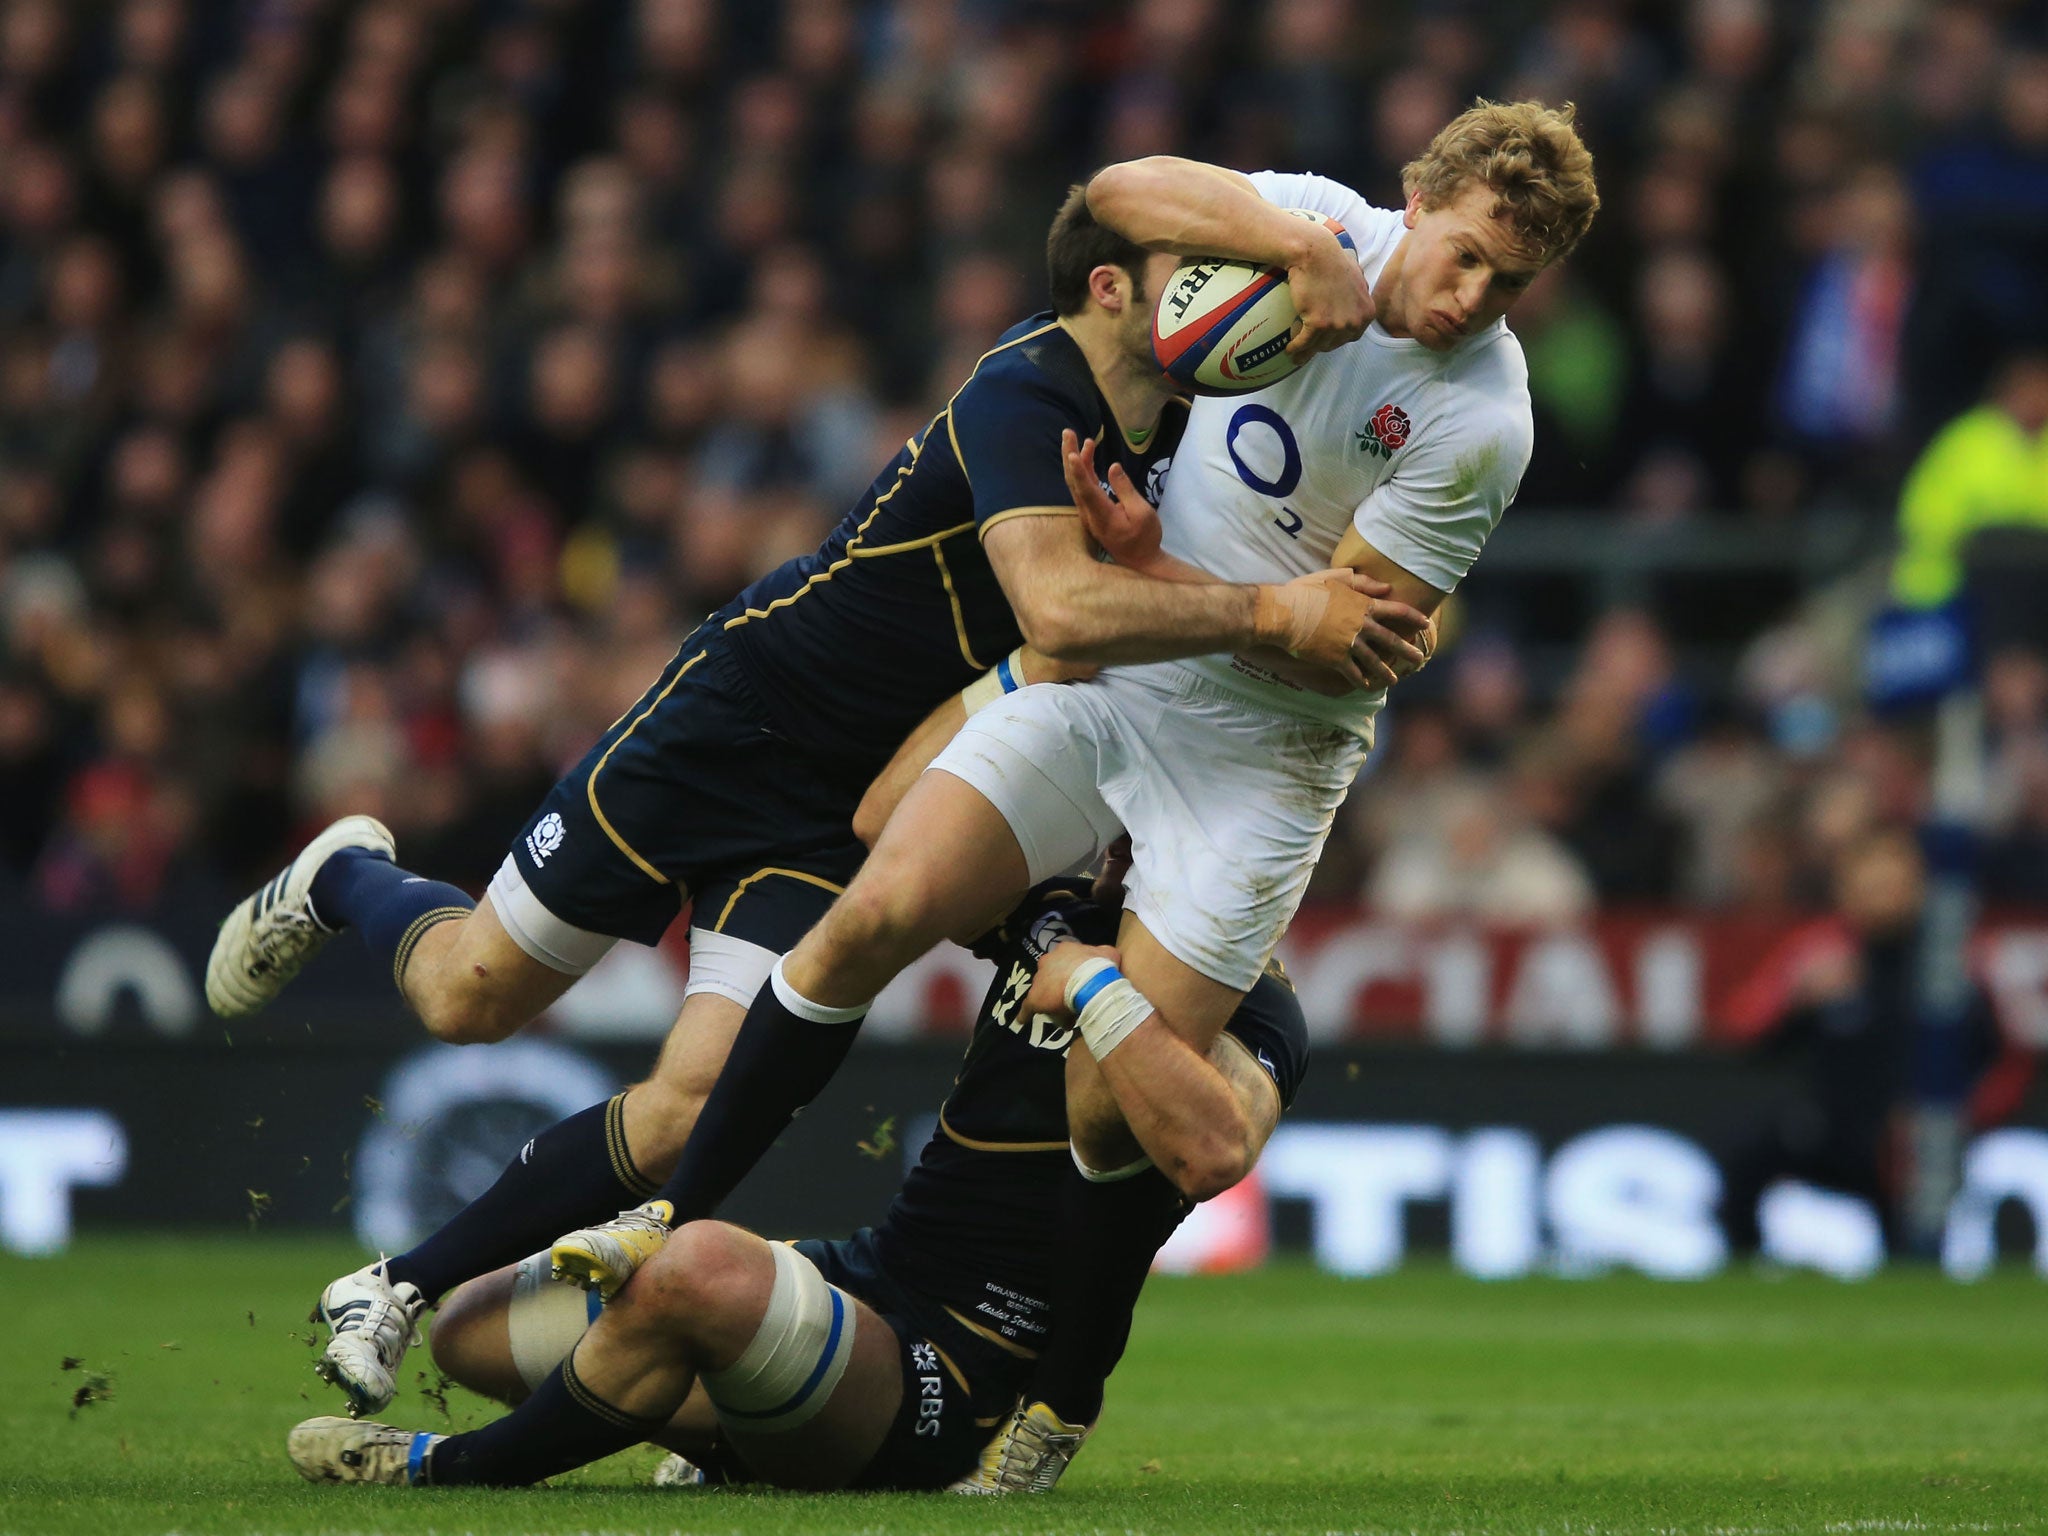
[1355,402,1412,459]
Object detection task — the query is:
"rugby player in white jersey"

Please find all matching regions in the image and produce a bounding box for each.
[557,100,1599,1483]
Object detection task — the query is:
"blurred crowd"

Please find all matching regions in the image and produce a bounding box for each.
[0,0,2045,920]
[1324,606,2048,916]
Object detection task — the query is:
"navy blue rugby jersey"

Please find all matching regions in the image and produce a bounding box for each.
[715,315,1186,769]
[870,882,1308,1355]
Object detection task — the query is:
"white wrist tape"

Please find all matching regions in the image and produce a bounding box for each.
[959,647,1028,716]
[1063,957,1153,1060]
[1072,1145,1156,1182]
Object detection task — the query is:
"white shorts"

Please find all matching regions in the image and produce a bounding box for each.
[929,666,1365,992]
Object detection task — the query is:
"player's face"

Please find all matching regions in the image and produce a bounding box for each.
[1379,182,1549,351]
[1119,251,1182,365]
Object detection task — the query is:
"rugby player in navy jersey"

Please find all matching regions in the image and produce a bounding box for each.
[283,871,1309,1494]
[207,185,1424,1415]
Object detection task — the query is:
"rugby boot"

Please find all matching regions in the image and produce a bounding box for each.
[550,1199,675,1299]
[948,1399,1088,1494]
[288,1416,443,1484]
[313,1261,426,1417]
[653,1452,709,1487]
[206,814,396,1017]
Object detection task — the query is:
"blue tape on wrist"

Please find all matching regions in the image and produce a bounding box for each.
[997,653,1020,693]
[408,1432,433,1485]
[1070,964,1123,1015]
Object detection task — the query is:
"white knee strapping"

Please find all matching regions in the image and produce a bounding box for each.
[702,1242,855,1434]
[507,1251,604,1391]
[683,926,780,1006]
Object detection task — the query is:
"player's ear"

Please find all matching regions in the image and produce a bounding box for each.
[1086,262,1128,314]
[1402,187,1425,228]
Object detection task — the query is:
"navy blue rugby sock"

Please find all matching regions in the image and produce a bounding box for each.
[427,1353,665,1486]
[651,958,865,1221]
[381,1094,656,1304]
[1030,1156,1185,1425]
[308,847,474,990]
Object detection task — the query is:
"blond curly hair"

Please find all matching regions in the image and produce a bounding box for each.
[1403,100,1600,263]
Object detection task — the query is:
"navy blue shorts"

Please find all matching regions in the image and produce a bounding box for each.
[793,1228,1029,1490]
[506,629,872,955]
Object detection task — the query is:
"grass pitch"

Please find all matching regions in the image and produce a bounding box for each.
[2,1235,2044,1535]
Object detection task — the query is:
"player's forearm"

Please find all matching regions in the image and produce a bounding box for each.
[1090,1020,1255,1202]
[1047,950,1269,1200]
[1087,157,1320,269]
[1331,525,1447,614]
[1020,563,1265,664]
[1099,548,1365,695]
[1114,544,1213,585]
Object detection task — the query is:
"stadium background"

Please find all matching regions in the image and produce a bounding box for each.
[2,0,2047,1286]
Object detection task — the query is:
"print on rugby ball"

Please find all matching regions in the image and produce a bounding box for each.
[1151,211,1356,395]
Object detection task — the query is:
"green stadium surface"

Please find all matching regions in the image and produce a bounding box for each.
[3,1235,2043,1536]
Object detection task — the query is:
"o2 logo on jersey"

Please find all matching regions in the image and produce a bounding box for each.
[1225,404,1305,539]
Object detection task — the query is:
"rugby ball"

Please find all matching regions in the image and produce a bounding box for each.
[1151,210,1355,394]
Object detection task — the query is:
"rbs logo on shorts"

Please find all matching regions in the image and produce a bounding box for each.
[910,1340,945,1436]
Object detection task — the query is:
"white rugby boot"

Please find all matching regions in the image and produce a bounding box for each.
[314,1261,426,1417]
[550,1199,674,1299]
[948,1400,1088,1494]
[653,1452,708,1487]
[288,1415,443,1484]
[206,814,397,1017]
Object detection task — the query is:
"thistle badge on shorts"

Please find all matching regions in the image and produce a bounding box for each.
[526,812,566,866]
[1354,402,1411,459]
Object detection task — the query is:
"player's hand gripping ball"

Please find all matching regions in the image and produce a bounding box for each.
[1151,210,1355,394]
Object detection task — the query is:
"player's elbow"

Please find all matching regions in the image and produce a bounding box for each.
[1170,1147,1252,1205]
[1012,595,1095,663]
[1086,158,1173,234]
[1162,1120,1256,1204]
[1084,160,1143,214]
[851,783,890,849]
[1011,598,1089,659]
[1028,628,1098,666]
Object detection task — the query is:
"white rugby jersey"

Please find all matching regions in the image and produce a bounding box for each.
[1131,169,1533,742]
